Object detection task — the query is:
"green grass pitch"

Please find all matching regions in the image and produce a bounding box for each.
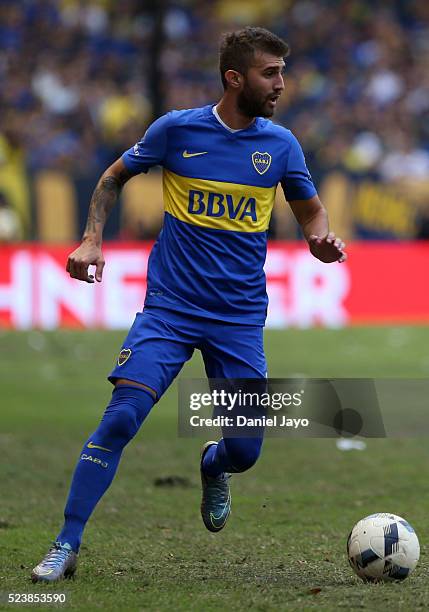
[1,326,429,610]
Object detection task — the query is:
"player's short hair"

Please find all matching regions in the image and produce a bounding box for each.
[219,27,290,90]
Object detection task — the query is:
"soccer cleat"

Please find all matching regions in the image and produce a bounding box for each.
[31,542,78,583]
[200,441,231,532]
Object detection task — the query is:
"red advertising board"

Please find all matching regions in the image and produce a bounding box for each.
[0,242,428,329]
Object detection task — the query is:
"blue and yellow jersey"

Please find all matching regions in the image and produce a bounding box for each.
[122,104,316,325]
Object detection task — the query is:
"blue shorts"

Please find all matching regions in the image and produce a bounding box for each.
[108,307,267,401]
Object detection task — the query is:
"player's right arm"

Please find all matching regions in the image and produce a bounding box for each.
[66,158,132,283]
[66,112,171,283]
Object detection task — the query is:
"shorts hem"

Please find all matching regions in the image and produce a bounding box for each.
[108,375,159,401]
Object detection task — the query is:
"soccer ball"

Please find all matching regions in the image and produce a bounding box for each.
[347,513,420,582]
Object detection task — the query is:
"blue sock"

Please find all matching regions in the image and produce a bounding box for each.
[202,437,263,477]
[57,385,155,552]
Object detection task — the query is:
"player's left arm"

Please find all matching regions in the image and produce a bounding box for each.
[289,195,347,263]
[281,132,346,263]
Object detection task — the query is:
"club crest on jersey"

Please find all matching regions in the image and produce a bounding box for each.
[118,348,132,366]
[252,151,271,175]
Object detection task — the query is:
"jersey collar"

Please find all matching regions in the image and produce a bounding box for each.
[203,104,261,136]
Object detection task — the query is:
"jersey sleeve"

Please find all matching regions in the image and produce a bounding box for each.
[280,133,317,201]
[121,113,170,175]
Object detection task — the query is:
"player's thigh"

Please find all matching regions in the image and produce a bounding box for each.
[108,310,196,401]
[202,323,267,440]
[202,323,267,379]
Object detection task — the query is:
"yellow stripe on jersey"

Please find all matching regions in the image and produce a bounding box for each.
[163,169,276,233]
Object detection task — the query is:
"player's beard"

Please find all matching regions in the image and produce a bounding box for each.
[237,82,275,118]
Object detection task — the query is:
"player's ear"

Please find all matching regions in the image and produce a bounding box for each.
[225,70,242,89]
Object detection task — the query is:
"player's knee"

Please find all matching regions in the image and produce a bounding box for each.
[98,405,140,446]
[225,438,262,472]
[114,406,140,440]
[96,386,155,447]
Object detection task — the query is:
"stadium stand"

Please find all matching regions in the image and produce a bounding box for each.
[0,0,428,240]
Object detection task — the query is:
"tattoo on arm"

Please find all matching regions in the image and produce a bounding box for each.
[84,169,130,239]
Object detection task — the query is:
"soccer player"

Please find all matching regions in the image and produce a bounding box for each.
[31,26,346,582]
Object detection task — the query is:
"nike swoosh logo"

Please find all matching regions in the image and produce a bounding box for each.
[209,492,231,530]
[35,568,54,576]
[87,441,112,452]
[182,150,208,158]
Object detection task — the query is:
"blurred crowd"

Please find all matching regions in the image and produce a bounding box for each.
[0,0,152,177]
[0,0,428,240]
[162,0,429,183]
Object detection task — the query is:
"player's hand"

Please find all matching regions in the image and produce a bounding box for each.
[308,232,347,263]
[66,240,105,283]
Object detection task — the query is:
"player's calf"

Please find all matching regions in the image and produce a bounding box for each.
[223,437,263,472]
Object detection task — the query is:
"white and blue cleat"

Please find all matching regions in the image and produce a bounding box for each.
[200,441,231,532]
[31,542,78,583]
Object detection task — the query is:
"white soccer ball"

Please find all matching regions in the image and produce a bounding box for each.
[347,513,420,582]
